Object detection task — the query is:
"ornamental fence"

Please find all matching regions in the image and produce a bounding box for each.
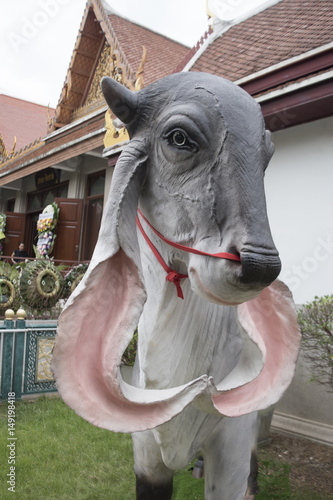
[0,256,89,399]
[0,256,89,320]
[0,311,57,401]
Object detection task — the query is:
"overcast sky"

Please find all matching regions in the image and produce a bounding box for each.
[0,0,267,108]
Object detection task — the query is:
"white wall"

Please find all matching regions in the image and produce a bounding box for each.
[265,116,333,305]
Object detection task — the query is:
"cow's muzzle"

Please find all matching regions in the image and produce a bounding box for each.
[239,250,281,287]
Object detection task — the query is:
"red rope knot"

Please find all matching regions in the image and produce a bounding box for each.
[166,271,188,300]
[136,209,240,300]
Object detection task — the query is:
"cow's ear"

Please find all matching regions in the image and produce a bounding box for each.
[212,280,300,417]
[52,139,209,433]
[265,130,275,163]
[95,138,148,267]
[101,77,138,124]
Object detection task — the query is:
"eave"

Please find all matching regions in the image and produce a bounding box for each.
[237,43,333,131]
[0,114,105,186]
[237,43,333,96]
[258,72,333,131]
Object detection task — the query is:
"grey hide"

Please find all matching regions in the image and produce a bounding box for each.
[52,72,300,500]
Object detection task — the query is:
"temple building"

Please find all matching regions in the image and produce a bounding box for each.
[0,0,188,261]
[0,0,332,304]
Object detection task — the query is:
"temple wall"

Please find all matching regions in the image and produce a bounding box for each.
[272,349,333,446]
[266,115,333,305]
[265,116,333,444]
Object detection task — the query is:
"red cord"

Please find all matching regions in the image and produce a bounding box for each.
[136,209,240,300]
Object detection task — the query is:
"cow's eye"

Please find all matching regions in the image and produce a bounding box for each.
[172,131,186,146]
[164,129,198,152]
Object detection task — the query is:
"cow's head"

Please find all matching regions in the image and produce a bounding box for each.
[52,73,300,433]
[102,72,280,305]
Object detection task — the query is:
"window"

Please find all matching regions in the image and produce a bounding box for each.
[27,183,68,213]
[6,199,15,212]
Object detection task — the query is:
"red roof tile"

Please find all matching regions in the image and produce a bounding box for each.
[109,15,189,86]
[0,95,54,153]
[191,0,333,81]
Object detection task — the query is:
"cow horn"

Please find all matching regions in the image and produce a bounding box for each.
[101,77,138,124]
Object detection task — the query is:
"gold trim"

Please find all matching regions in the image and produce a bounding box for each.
[0,138,43,169]
[103,109,129,148]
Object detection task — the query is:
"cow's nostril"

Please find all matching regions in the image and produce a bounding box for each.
[239,251,281,286]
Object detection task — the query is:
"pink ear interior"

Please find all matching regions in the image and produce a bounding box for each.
[53,249,209,433]
[212,280,301,416]
[53,250,145,431]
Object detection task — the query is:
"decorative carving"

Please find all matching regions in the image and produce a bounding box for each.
[110,52,123,84]
[85,42,111,107]
[25,329,57,393]
[93,0,136,89]
[36,338,56,381]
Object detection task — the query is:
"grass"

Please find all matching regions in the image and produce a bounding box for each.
[0,397,330,499]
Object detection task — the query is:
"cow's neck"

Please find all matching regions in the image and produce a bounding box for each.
[134,230,242,390]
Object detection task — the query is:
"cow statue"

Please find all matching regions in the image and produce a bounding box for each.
[52,72,300,500]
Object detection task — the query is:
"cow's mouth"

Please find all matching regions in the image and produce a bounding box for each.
[189,267,246,305]
[188,264,264,305]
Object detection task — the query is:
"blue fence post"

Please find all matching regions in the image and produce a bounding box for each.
[1,309,15,400]
[12,309,27,400]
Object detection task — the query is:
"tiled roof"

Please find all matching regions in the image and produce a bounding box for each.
[109,15,189,86]
[191,0,333,81]
[0,94,53,153]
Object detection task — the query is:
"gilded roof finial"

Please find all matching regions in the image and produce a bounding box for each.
[0,133,16,163]
[206,0,216,26]
[0,133,8,160]
[135,46,147,91]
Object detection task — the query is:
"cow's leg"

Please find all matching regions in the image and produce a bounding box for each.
[132,430,173,500]
[201,412,257,500]
[244,447,259,498]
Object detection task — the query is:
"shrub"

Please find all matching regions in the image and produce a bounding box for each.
[122,328,138,366]
[298,295,333,392]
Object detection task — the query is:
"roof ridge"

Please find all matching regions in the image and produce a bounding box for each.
[173,25,213,73]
